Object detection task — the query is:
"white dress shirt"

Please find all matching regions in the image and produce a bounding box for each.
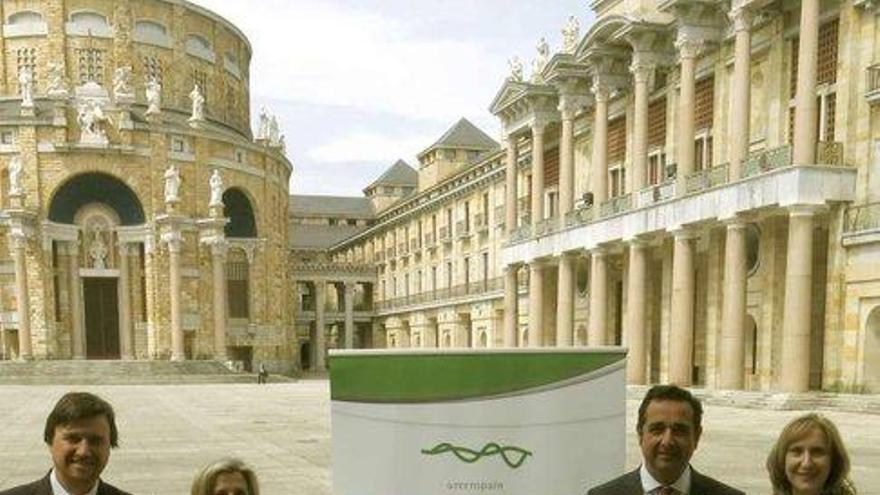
[50,468,100,495]
[639,462,692,495]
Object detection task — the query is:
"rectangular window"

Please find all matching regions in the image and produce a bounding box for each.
[142,55,163,85]
[191,69,208,104]
[446,261,453,289]
[648,149,666,185]
[76,48,105,85]
[226,262,249,318]
[16,48,37,91]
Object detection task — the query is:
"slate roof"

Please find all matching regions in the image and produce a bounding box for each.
[365,159,418,191]
[289,195,374,218]
[419,118,499,156]
[289,223,368,250]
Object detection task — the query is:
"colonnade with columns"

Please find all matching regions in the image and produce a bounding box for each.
[497,1,830,392]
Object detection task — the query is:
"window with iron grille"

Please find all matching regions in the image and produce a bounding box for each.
[16,48,37,90]
[790,18,839,98]
[76,48,105,85]
[694,76,714,132]
[142,55,163,85]
[226,261,249,318]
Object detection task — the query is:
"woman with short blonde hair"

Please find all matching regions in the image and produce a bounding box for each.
[766,413,856,495]
[191,457,260,495]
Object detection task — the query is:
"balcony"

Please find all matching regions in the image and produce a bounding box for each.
[743,145,791,177]
[816,141,844,166]
[386,247,396,260]
[503,161,857,266]
[374,276,504,312]
[599,194,632,218]
[686,163,729,193]
[424,233,436,250]
[636,180,677,208]
[438,226,452,244]
[456,220,472,240]
[866,64,880,105]
[565,206,594,228]
[509,224,532,244]
[474,213,489,234]
[844,202,880,234]
[534,216,558,237]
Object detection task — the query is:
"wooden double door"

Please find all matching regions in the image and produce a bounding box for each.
[84,277,120,359]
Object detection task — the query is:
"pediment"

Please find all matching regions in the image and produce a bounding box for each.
[488,79,530,116]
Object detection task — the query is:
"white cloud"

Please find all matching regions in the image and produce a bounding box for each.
[307,131,435,164]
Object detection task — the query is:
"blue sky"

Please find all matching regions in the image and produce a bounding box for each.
[197,0,593,196]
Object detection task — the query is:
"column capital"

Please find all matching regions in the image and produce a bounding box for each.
[557,94,587,121]
[629,59,655,84]
[671,228,699,241]
[161,230,183,253]
[210,240,229,258]
[591,80,611,103]
[675,32,704,61]
[117,241,136,257]
[728,7,754,33]
[530,117,550,136]
[787,204,824,217]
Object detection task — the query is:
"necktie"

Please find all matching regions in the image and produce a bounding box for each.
[657,487,678,495]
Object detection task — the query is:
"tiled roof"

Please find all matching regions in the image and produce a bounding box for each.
[421,117,499,154]
[365,159,418,190]
[288,223,368,249]
[289,195,374,218]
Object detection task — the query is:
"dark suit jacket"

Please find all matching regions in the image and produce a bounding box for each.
[587,467,744,495]
[0,472,132,495]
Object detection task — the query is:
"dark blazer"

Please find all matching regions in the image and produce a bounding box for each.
[587,467,744,495]
[0,472,132,495]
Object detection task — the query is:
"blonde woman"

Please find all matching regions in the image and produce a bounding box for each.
[191,458,259,495]
[766,413,856,495]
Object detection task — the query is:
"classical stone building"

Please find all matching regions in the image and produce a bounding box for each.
[0,0,293,371]
[324,0,880,394]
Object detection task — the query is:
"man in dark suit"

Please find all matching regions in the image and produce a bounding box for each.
[588,385,744,495]
[0,392,132,495]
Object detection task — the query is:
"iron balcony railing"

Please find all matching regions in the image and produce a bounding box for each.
[565,206,594,228]
[534,217,558,237]
[685,163,729,193]
[375,276,504,311]
[816,141,845,166]
[509,224,532,244]
[844,202,880,234]
[438,226,451,243]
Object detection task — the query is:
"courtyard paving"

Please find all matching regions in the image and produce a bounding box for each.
[0,381,877,494]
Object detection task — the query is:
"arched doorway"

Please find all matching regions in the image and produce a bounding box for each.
[864,306,880,392]
[48,173,145,360]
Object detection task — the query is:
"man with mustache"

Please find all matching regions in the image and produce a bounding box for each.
[0,392,132,495]
[588,385,744,495]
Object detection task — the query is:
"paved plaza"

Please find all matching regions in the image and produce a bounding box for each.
[0,381,878,494]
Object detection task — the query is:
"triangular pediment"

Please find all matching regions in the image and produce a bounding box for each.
[489,79,530,116]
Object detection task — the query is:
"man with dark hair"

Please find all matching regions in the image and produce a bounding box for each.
[0,392,132,495]
[588,384,744,495]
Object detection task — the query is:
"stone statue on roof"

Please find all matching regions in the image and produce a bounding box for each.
[562,15,581,54]
[257,106,270,140]
[508,56,523,82]
[531,37,550,84]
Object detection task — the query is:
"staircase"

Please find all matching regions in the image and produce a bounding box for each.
[0,360,293,385]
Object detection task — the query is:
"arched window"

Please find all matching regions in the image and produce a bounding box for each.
[49,173,145,226]
[133,20,171,48]
[5,10,48,37]
[66,11,112,37]
[186,34,215,63]
[223,188,257,238]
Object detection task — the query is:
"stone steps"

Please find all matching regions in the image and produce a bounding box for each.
[627,385,880,415]
[0,360,295,385]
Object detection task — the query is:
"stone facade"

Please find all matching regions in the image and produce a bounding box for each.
[322,0,880,394]
[0,0,293,373]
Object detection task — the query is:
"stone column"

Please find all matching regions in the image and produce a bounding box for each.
[626,241,648,383]
[68,240,85,360]
[556,254,574,347]
[588,248,608,346]
[591,82,610,205]
[669,230,696,386]
[558,96,578,227]
[792,0,819,166]
[781,207,815,392]
[503,265,519,347]
[729,8,754,180]
[527,261,545,347]
[117,243,134,360]
[720,222,748,389]
[505,136,518,235]
[676,34,702,193]
[531,120,547,228]
[344,281,355,349]
[167,235,184,361]
[630,58,652,193]
[211,242,228,361]
[10,234,32,360]
[314,280,327,371]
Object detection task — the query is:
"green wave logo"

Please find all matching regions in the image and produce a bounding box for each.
[421,442,532,469]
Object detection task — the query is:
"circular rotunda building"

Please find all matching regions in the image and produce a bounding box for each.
[0,0,293,371]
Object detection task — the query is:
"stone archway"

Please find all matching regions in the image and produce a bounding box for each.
[47,173,146,360]
[864,306,880,392]
[223,187,257,238]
